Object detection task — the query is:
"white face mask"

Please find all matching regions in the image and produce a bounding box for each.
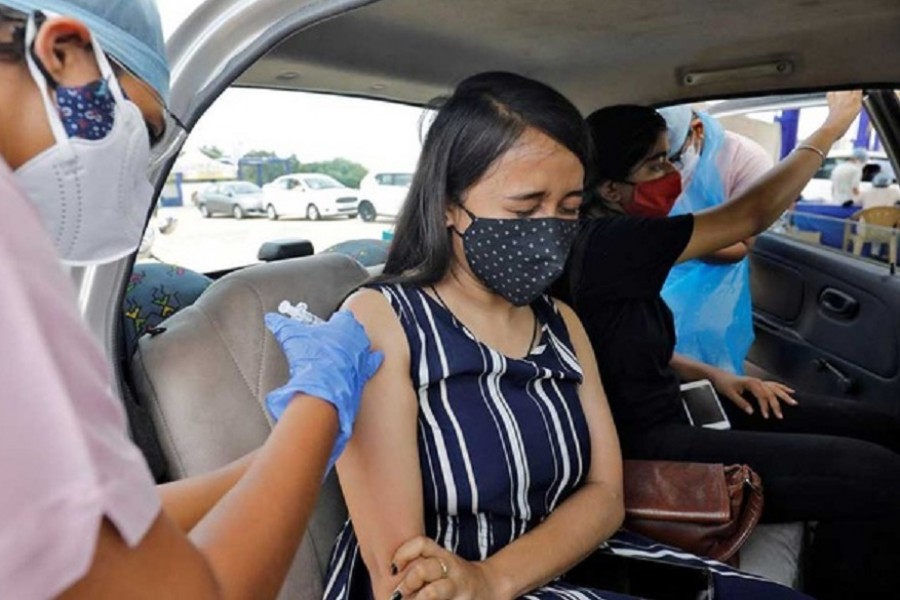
[14,15,154,266]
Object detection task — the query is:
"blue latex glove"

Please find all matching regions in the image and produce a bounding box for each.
[265,310,384,472]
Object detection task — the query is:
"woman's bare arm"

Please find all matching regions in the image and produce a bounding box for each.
[337,289,426,599]
[158,452,258,533]
[701,241,750,264]
[61,394,338,600]
[679,91,862,264]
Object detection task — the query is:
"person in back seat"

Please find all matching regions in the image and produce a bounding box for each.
[561,100,900,599]
[323,71,810,600]
[0,2,381,598]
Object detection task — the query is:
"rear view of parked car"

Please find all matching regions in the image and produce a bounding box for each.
[263,174,359,220]
[196,181,265,219]
[357,172,413,221]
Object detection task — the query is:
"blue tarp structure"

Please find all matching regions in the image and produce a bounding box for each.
[778,107,880,157]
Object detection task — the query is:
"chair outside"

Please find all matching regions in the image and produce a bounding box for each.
[842,206,900,264]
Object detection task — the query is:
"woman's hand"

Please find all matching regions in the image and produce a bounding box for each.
[822,90,864,140]
[389,537,504,600]
[708,369,798,420]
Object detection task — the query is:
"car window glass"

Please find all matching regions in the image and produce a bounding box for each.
[139,87,427,272]
[677,90,899,268]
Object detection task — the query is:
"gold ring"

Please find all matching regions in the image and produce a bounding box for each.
[439,559,449,579]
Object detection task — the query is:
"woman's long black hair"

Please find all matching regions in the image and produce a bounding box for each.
[378,71,591,287]
[581,104,667,217]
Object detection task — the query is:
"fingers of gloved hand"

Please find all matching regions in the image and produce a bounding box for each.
[392,557,448,599]
[265,312,303,339]
[326,310,374,349]
[364,350,386,381]
[265,313,322,354]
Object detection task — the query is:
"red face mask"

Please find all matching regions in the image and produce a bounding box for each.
[623,171,683,218]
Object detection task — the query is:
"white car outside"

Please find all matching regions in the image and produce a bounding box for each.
[801,149,896,203]
[263,173,359,220]
[357,172,413,222]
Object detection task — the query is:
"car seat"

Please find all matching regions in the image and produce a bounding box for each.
[130,253,802,596]
[122,263,214,359]
[121,263,214,482]
[322,239,391,267]
[131,253,370,600]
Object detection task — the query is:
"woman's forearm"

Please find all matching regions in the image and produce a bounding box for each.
[483,481,624,599]
[670,352,719,382]
[739,124,845,234]
[158,452,258,533]
[700,241,749,264]
[188,395,337,600]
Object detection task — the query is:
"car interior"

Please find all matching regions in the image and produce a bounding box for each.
[93,0,900,597]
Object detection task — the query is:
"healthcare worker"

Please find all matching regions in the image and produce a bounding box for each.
[832,147,868,204]
[657,105,773,374]
[0,2,381,598]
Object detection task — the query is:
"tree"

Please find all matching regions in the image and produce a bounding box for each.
[297,158,368,188]
[235,152,369,188]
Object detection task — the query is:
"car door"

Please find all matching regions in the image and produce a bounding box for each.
[273,177,300,217]
[290,178,310,217]
[207,184,227,213]
[747,90,900,417]
[385,173,412,217]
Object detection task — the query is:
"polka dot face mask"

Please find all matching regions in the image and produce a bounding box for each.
[455,206,580,306]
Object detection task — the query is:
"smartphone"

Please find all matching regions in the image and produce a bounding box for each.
[565,551,713,600]
[680,379,731,430]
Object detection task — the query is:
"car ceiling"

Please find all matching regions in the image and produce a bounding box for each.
[235,0,900,111]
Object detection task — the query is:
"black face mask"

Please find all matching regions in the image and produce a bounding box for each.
[454,206,580,306]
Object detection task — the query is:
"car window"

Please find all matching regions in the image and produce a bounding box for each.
[231,182,262,194]
[140,88,427,272]
[685,90,900,269]
[303,176,343,190]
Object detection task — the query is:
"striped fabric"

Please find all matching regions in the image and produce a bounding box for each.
[323,283,808,600]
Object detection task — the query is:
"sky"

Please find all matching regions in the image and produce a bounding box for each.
[154,0,427,172]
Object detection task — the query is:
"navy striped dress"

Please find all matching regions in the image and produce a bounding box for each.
[323,283,808,600]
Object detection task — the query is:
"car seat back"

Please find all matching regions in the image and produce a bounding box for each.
[131,253,370,600]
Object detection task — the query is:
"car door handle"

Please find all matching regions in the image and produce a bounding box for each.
[818,288,859,319]
[813,358,856,393]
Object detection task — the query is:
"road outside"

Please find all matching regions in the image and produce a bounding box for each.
[143,206,394,273]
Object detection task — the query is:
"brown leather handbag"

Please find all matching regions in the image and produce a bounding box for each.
[622,460,764,566]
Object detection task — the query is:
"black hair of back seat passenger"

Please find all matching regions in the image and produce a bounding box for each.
[130,253,371,600]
